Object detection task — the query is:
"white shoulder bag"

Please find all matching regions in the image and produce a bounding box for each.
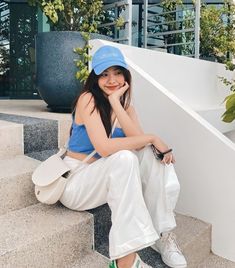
[32,118,118,205]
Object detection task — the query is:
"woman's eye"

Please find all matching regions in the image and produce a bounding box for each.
[115,71,122,75]
[101,73,108,77]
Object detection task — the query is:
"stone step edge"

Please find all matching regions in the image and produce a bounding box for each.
[0,112,71,149]
[0,203,93,255]
[0,120,24,159]
[0,155,40,179]
[174,213,211,268]
[0,155,40,216]
[174,213,212,249]
[198,253,235,268]
[71,250,110,268]
[0,203,94,268]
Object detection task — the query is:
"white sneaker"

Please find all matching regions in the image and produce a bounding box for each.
[109,254,153,268]
[153,232,187,268]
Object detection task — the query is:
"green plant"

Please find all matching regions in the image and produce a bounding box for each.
[28,0,104,31]
[154,0,183,53]
[200,1,235,123]
[73,33,92,82]
[220,70,235,122]
[27,0,104,82]
[150,0,196,55]
[200,1,235,62]
[222,91,235,123]
[98,5,126,38]
[0,15,10,76]
[196,1,235,122]
[0,46,10,75]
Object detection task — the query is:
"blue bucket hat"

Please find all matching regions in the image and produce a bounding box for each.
[92,45,128,75]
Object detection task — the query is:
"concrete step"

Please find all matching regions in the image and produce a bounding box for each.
[0,100,72,148]
[0,113,58,154]
[89,205,211,268]
[198,253,235,268]
[0,203,93,268]
[0,120,23,159]
[0,155,40,215]
[26,149,58,161]
[71,251,109,268]
[174,214,211,268]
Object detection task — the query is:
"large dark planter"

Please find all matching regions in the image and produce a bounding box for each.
[36,31,110,112]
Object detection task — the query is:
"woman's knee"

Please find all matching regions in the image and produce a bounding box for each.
[107,150,143,192]
[135,145,153,161]
[140,145,152,155]
[112,150,139,166]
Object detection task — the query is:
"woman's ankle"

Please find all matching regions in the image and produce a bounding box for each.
[116,252,136,268]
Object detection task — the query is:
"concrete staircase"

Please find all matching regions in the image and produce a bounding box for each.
[0,103,109,268]
[0,100,234,268]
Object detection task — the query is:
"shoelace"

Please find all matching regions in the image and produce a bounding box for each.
[162,232,182,253]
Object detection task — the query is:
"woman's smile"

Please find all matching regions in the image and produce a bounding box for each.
[105,85,120,91]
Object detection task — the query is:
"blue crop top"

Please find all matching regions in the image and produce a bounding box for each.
[68,121,126,158]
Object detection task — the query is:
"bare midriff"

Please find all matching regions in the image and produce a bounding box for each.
[66,150,97,164]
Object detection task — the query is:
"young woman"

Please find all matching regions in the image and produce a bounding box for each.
[60,45,187,268]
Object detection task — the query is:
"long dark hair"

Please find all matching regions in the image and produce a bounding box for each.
[72,66,132,136]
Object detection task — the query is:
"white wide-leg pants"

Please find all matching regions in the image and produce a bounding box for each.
[60,146,180,260]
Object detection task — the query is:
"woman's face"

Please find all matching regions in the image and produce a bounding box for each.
[98,66,125,96]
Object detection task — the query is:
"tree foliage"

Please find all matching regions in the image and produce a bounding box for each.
[200,1,235,63]
[27,0,104,82]
[28,0,104,31]
[199,1,235,123]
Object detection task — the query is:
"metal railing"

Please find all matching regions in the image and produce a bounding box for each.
[143,0,201,58]
[0,2,9,45]
[99,0,132,45]
[0,2,10,56]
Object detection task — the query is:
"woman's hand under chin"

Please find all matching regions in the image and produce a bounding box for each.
[108,82,129,102]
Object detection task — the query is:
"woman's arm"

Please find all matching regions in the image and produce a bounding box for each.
[109,97,143,136]
[76,92,157,157]
[77,92,172,163]
[107,83,171,155]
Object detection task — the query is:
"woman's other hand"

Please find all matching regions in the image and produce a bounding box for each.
[152,136,175,164]
[162,151,175,165]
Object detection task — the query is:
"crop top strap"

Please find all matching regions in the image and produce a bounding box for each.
[111,117,118,134]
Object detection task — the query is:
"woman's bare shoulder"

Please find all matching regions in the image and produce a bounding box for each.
[76,92,95,112]
[78,92,94,105]
[73,93,95,124]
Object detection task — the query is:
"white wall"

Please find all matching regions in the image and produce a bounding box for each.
[90,40,235,261]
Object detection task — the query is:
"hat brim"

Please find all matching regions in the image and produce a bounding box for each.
[93,60,128,75]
